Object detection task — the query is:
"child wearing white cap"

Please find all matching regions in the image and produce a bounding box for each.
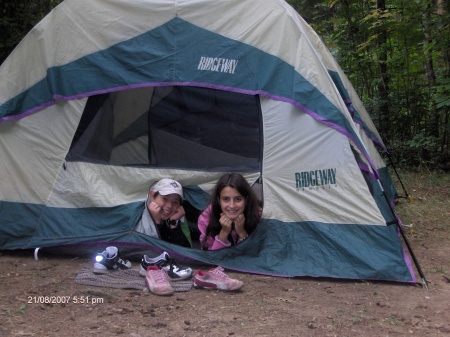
[135,178,192,247]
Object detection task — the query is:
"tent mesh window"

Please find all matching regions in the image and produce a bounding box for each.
[67,86,263,172]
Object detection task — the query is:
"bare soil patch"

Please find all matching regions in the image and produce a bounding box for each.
[1,172,449,337]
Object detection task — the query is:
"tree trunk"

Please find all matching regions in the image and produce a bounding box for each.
[437,0,444,15]
[422,3,437,86]
[376,0,390,144]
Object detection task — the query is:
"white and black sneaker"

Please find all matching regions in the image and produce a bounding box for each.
[93,246,132,274]
[139,251,193,281]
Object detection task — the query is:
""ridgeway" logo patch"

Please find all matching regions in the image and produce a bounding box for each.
[197,57,238,74]
[295,168,337,191]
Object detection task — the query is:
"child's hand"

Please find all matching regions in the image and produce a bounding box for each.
[219,213,233,234]
[148,202,162,224]
[170,205,185,221]
[234,214,246,234]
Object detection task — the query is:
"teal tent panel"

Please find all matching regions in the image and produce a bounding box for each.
[0,199,414,282]
[32,203,144,240]
[183,185,211,211]
[0,201,142,249]
[169,219,414,282]
[0,202,43,248]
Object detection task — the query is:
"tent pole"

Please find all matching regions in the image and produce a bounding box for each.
[386,152,413,202]
[379,155,427,288]
[377,179,429,289]
[396,222,429,290]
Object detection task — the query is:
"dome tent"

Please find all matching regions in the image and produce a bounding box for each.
[0,0,425,285]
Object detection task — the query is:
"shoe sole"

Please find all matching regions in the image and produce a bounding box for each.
[93,266,130,274]
[193,278,243,291]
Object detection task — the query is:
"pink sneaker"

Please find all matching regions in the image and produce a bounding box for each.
[145,265,174,296]
[193,266,243,291]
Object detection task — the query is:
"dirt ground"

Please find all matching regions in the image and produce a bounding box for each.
[1,173,449,337]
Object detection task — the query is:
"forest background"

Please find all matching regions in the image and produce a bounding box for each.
[1,0,449,172]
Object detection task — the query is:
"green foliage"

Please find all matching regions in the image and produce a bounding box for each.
[434,79,450,109]
[406,132,438,150]
[289,0,449,171]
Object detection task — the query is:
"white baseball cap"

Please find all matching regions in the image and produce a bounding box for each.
[151,178,183,200]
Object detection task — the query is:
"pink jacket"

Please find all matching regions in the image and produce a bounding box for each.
[197,205,239,250]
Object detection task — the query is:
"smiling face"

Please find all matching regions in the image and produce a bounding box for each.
[151,192,182,220]
[218,186,246,221]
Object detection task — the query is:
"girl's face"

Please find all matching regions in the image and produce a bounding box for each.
[218,186,246,221]
[152,193,181,220]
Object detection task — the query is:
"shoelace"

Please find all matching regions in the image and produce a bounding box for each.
[152,269,169,284]
[210,267,229,279]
